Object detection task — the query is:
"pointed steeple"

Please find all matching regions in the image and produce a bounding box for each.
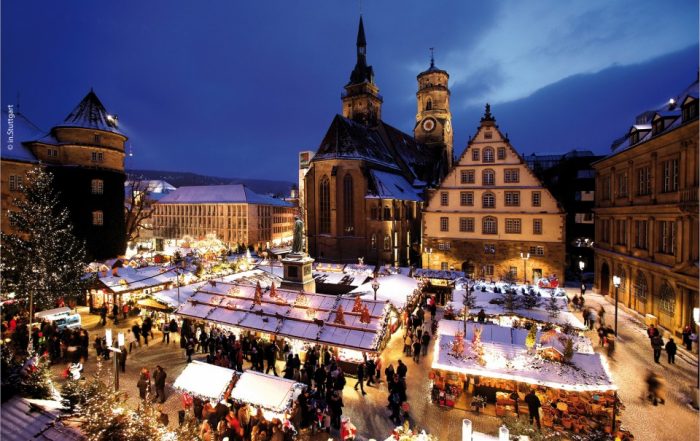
[481,103,495,122]
[357,15,367,48]
[342,16,382,126]
[348,16,373,85]
[61,90,122,133]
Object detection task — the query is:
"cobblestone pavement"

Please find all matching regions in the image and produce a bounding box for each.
[571,291,699,441]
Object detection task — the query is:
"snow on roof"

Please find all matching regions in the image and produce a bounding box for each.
[94,266,182,293]
[230,370,304,415]
[157,184,292,207]
[449,283,585,329]
[57,90,124,135]
[433,320,615,391]
[414,268,465,280]
[173,361,236,402]
[350,274,419,309]
[176,281,390,352]
[1,396,84,440]
[152,281,206,308]
[367,170,422,202]
[1,111,43,163]
[125,179,176,194]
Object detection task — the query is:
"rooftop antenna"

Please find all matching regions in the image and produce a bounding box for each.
[429,47,435,68]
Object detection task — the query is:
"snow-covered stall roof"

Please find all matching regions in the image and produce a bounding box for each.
[93,266,184,294]
[449,282,585,329]
[1,396,83,441]
[433,321,614,392]
[173,361,236,402]
[230,370,304,417]
[151,282,205,308]
[350,274,419,310]
[175,282,390,352]
[414,268,465,280]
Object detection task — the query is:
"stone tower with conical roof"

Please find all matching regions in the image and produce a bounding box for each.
[414,51,453,178]
[341,17,383,126]
[25,90,128,260]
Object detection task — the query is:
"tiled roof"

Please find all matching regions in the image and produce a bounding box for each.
[56,90,124,135]
[157,184,292,206]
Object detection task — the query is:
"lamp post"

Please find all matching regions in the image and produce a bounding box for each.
[105,330,124,391]
[612,275,621,336]
[174,269,181,306]
[371,277,380,302]
[520,252,530,285]
[578,260,585,296]
[426,248,433,270]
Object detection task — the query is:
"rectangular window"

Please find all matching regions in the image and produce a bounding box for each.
[472,149,480,161]
[460,191,474,206]
[531,191,541,207]
[600,219,610,243]
[440,217,448,232]
[441,262,449,270]
[504,169,520,183]
[484,264,494,276]
[437,242,451,251]
[92,210,104,226]
[533,218,542,235]
[91,151,104,162]
[383,206,391,220]
[370,206,378,220]
[497,147,506,160]
[637,166,651,196]
[634,220,648,249]
[617,173,628,198]
[601,176,611,200]
[508,266,518,278]
[460,170,475,184]
[484,131,493,140]
[8,175,21,192]
[459,217,474,232]
[440,192,449,206]
[91,179,104,195]
[504,191,520,206]
[658,220,675,254]
[48,148,58,158]
[528,246,545,256]
[616,219,627,245]
[505,218,521,234]
[662,158,679,193]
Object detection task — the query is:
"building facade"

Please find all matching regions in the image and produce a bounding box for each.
[152,184,295,250]
[593,79,698,336]
[304,17,450,265]
[1,91,127,260]
[423,106,566,282]
[526,150,603,276]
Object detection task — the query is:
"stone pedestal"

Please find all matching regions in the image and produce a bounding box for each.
[281,253,315,293]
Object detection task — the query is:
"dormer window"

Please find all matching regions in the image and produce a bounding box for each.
[682,98,698,122]
[472,148,480,161]
[630,130,639,145]
[652,118,664,135]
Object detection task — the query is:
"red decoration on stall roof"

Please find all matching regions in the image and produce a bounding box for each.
[254,281,263,305]
[359,305,371,324]
[334,305,346,325]
[352,296,363,312]
[270,282,278,298]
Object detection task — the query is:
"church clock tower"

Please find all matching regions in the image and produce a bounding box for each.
[342,16,383,126]
[414,52,453,176]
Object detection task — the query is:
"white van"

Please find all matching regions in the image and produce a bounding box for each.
[34,307,82,330]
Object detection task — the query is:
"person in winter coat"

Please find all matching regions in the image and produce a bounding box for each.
[665,338,677,364]
[168,319,179,345]
[421,331,431,356]
[131,323,142,347]
[682,325,694,351]
[412,338,421,363]
[524,390,542,428]
[365,358,376,387]
[403,333,412,355]
[353,362,366,395]
[186,337,195,363]
[329,391,343,430]
[651,333,664,363]
[646,369,666,405]
[153,365,167,403]
[397,359,407,379]
[137,368,151,400]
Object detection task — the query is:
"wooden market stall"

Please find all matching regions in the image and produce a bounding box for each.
[413,268,464,305]
[430,320,623,436]
[175,280,392,376]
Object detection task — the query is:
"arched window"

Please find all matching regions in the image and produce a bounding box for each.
[384,235,391,251]
[659,282,675,315]
[634,271,648,303]
[425,98,433,111]
[371,234,377,249]
[319,176,330,234]
[343,174,354,234]
[617,268,626,293]
[482,169,495,186]
[482,192,495,208]
[483,147,495,163]
[482,216,497,234]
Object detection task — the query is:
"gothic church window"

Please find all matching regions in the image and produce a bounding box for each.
[319,176,331,234]
[343,174,354,234]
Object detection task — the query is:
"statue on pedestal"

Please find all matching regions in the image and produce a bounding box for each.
[292,216,304,255]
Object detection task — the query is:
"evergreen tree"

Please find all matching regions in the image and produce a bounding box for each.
[1,167,87,314]
[522,289,540,309]
[546,294,562,318]
[498,288,520,313]
[525,325,537,352]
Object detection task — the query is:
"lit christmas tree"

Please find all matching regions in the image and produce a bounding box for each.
[0,167,87,315]
[546,294,562,318]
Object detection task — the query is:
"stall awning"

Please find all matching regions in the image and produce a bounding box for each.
[137,298,172,312]
[230,370,304,415]
[173,361,235,402]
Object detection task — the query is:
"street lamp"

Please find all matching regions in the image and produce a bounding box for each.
[579,260,586,296]
[520,252,530,285]
[425,248,433,270]
[612,275,621,336]
[371,277,380,301]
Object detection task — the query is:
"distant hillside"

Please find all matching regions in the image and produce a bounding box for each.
[127,169,294,197]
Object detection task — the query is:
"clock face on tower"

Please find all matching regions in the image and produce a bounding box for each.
[422,118,436,132]
[445,120,452,133]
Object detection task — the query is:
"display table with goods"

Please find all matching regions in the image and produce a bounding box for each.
[175,280,392,374]
[430,320,631,438]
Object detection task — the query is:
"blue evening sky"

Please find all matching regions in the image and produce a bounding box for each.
[2,1,698,181]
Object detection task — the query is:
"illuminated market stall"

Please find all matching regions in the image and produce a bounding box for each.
[173,361,305,422]
[175,280,392,375]
[430,320,622,435]
[413,268,464,305]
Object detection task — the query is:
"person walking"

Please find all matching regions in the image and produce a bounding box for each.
[354,362,367,395]
[365,358,376,387]
[127,329,137,353]
[421,331,430,356]
[265,341,279,376]
[524,389,542,429]
[168,319,179,345]
[665,338,677,364]
[375,357,383,384]
[403,333,412,356]
[397,359,407,380]
[682,325,693,351]
[161,321,170,344]
[132,323,142,347]
[112,303,120,324]
[412,337,421,363]
[153,365,167,403]
[384,363,394,387]
[99,306,107,326]
[477,309,486,324]
[646,370,666,405]
[186,337,195,363]
[651,333,664,363]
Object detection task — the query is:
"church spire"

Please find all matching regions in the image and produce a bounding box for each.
[357,15,367,48]
[342,16,382,126]
[348,16,373,85]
